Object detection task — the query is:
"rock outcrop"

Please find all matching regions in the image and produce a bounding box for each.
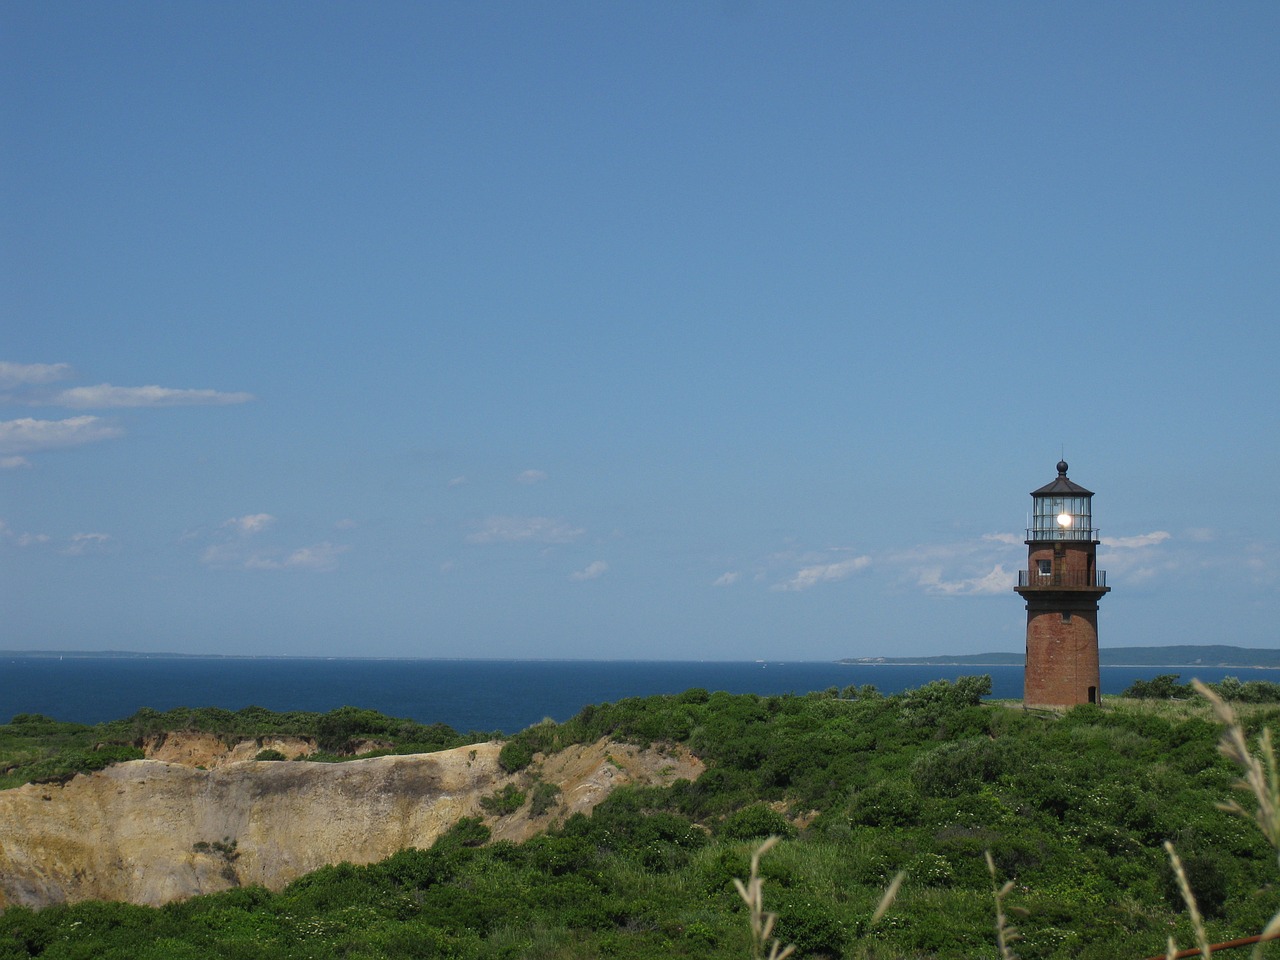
[0,737,702,909]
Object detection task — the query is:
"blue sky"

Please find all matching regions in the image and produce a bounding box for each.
[2,2,1277,660]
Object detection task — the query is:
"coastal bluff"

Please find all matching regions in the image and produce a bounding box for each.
[0,735,702,909]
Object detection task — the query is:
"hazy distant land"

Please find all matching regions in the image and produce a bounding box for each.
[842,644,1280,669]
[4,644,1279,669]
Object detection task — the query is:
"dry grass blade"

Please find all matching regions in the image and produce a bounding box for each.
[1164,841,1210,960]
[871,870,907,925]
[1191,680,1280,959]
[735,837,795,960]
[986,850,1022,960]
[735,837,903,960]
[1193,680,1280,853]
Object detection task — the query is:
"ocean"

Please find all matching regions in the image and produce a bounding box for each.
[4,656,1276,734]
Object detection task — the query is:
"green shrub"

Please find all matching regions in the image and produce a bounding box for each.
[910,737,1005,798]
[907,851,956,886]
[772,892,847,958]
[719,803,796,840]
[479,783,526,816]
[254,748,286,761]
[24,743,145,784]
[498,739,535,773]
[1161,848,1233,918]
[530,780,562,816]
[847,781,921,827]
[1123,674,1195,699]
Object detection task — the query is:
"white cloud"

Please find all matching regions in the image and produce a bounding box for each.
[1,456,31,469]
[53,384,254,408]
[0,361,73,389]
[1,519,52,547]
[334,518,357,530]
[713,571,740,587]
[0,416,123,454]
[66,532,111,556]
[224,513,276,535]
[886,532,1025,598]
[1,363,252,414]
[775,556,871,592]
[200,514,347,572]
[516,469,548,485]
[1101,531,1171,549]
[918,563,1014,596]
[244,542,349,572]
[570,560,608,581]
[448,476,468,487]
[1098,531,1176,582]
[199,543,239,568]
[467,516,585,545]
[0,519,108,555]
[202,536,348,572]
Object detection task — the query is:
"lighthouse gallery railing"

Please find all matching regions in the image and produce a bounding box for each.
[1017,569,1107,589]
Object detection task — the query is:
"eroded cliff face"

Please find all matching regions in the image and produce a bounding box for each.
[140,732,320,766]
[0,737,702,909]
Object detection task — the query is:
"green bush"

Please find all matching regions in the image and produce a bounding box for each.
[530,780,562,816]
[772,892,847,958]
[847,780,921,827]
[498,739,535,773]
[1162,848,1234,918]
[479,783,526,816]
[1123,674,1195,699]
[910,737,1005,798]
[24,743,145,784]
[719,803,796,840]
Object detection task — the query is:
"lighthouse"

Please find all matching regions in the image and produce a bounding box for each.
[1015,461,1110,708]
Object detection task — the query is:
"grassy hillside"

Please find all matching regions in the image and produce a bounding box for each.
[3,681,1280,959]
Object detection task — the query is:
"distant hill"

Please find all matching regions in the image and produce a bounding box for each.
[842,644,1280,669]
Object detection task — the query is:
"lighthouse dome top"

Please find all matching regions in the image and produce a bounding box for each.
[1031,460,1094,498]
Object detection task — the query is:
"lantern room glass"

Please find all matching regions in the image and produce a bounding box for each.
[1030,494,1092,541]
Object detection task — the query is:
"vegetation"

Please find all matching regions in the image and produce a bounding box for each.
[1123,674,1280,704]
[478,784,526,817]
[4,679,1280,958]
[0,706,495,790]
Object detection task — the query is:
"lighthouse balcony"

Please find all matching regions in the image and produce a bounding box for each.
[1024,527,1097,542]
[1017,569,1107,589]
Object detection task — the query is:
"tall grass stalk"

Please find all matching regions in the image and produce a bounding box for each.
[871,869,906,926]
[733,837,796,960]
[1192,679,1280,959]
[986,850,1021,960]
[734,836,904,960]
[1163,841,1210,960]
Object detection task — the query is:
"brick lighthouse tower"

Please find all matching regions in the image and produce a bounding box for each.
[1015,460,1110,708]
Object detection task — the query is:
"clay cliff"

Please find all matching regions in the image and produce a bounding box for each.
[0,736,702,909]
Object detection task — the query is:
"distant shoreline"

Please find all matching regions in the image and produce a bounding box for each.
[842,644,1280,670]
[5,644,1280,670]
[846,660,1280,670]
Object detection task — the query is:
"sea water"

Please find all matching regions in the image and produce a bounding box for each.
[3,656,1275,734]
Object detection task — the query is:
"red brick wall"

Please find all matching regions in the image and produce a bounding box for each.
[1026,543,1097,584]
[1023,599,1101,708]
